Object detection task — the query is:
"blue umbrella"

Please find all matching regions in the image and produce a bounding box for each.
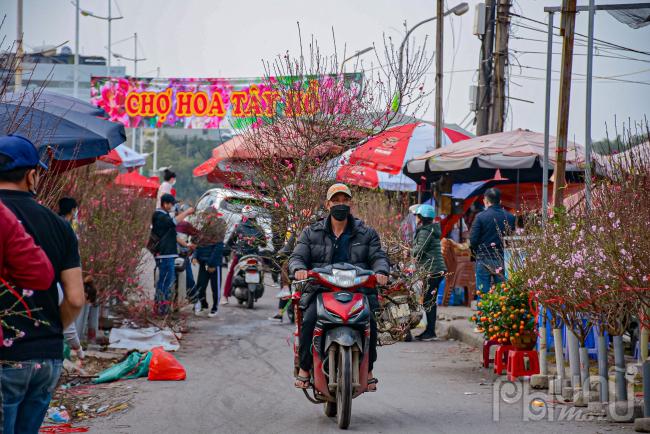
[0,94,125,161]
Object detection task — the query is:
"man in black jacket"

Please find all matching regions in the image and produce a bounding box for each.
[289,183,389,391]
[151,193,193,314]
[469,188,515,295]
[221,205,267,304]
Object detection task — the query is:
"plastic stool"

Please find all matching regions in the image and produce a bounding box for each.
[494,345,514,375]
[506,350,540,381]
[483,339,499,368]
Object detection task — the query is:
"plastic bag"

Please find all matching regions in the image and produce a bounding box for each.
[147,346,186,381]
[93,351,150,384]
[125,351,152,380]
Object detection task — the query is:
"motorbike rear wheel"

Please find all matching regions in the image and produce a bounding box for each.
[246,285,255,309]
[336,345,353,429]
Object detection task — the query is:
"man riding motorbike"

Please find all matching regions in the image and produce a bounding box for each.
[289,183,389,391]
[222,205,267,304]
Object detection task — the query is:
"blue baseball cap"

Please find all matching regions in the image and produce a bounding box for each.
[0,135,48,172]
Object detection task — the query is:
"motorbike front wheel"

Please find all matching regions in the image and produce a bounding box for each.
[324,400,337,417]
[336,345,353,429]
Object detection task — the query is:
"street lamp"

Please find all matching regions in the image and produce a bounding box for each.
[78,0,124,77]
[340,46,374,74]
[396,1,468,133]
[113,33,147,77]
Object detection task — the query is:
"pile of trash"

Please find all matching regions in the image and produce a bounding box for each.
[93,346,186,383]
[44,327,186,427]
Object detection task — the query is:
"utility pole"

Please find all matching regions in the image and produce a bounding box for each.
[15,0,23,91]
[541,12,554,224]
[73,0,80,98]
[490,0,511,133]
[476,0,496,135]
[584,0,595,210]
[153,128,158,174]
[435,0,444,148]
[107,0,112,77]
[552,0,577,208]
[134,32,138,77]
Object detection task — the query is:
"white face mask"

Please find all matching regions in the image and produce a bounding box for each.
[170,179,176,186]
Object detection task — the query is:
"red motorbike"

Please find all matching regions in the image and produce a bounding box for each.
[291,263,377,429]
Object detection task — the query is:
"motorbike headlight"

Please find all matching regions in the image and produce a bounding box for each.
[327,269,357,288]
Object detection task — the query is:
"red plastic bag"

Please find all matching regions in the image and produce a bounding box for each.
[147,346,186,381]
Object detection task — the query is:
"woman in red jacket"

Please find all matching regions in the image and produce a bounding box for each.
[1,200,54,290]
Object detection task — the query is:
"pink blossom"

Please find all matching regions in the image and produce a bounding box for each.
[22,289,34,297]
[3,339,13,347]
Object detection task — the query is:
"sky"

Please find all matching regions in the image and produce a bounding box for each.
[2,0,650,143]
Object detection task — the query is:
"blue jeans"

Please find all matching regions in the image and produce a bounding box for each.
[2,359,62,434]
[155,257,176,314]
[475,258,505,294]
[185,257,196,290]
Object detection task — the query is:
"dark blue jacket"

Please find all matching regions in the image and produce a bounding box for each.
[469,205,515,261]
[227,220,266,256]
[193,242,224,268]
[151,210,177,257]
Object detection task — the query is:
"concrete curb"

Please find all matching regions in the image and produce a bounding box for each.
[435,307,484,349]
[439,319,484,348]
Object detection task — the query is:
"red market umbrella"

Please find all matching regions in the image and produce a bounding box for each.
[323,149,417,191]
[336,164,417,191]
[114,171,160,198]
[194,122,364,184]
[348,122,471,175]
[439,181,585,236]
[98,144,147,171]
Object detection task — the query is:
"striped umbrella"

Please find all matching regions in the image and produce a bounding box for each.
[348,122,471,175]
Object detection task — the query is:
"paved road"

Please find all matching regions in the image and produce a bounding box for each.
[88,288,633,434]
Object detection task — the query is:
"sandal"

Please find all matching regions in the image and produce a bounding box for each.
[367,377,379,392]
[294,375,311,389]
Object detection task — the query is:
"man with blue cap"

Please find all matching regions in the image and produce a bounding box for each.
[0,135,85,433]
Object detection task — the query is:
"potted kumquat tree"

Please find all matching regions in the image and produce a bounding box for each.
[471,270,536,350]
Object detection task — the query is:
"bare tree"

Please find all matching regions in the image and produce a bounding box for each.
[215,27,432,249]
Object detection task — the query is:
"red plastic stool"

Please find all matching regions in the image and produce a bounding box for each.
[506,350,540,381]
[483,339,499,368]
[494,345,514,375]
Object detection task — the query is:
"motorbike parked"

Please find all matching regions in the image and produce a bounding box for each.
[291,263,377,430]
[232,254,265,309]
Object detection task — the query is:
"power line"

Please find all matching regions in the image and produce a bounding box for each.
[510,49,650,65]
[515,64,650,85]
[511,74,650,86]
[510,12,650,57]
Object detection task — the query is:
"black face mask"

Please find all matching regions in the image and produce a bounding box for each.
[330,204,350,222]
